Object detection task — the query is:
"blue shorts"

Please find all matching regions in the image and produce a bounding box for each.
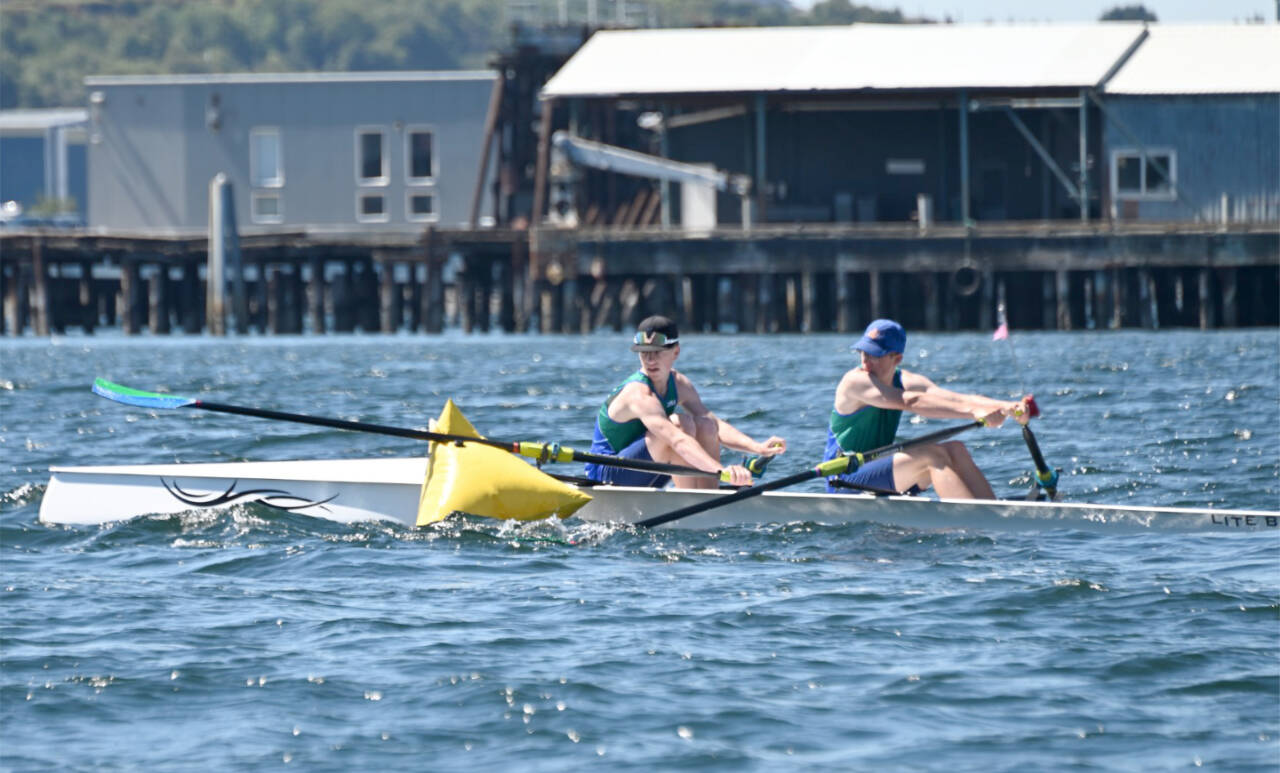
[826,454,899,494]
[583,435,671,489]
[822,431,921,495]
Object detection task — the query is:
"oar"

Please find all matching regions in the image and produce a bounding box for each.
[634,420,985,529]
[91,378,728,481]
[991,311,1060,501]
[1021,423,1060,501]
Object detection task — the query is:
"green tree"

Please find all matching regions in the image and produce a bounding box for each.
[806,0,908,24]
[1099,4,1158,21]
[0,0,923,109]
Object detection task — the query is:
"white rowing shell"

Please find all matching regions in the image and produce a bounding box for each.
[39,458,1280,534]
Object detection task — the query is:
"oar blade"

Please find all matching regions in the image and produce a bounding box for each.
[92,378,197,410]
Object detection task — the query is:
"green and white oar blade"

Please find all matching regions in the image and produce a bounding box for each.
[92,378,197,410]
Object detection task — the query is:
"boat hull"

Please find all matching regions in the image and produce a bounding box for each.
[39,459,1280,534]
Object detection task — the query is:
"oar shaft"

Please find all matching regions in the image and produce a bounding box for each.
[80,374,713,481]
[1021,425,1059,496]
[848,421,982,467]
[1022,426,1050,472]
[192,400,502,447]
[636,468,823,528]
[194,400,719,478]
[637,421,983,528]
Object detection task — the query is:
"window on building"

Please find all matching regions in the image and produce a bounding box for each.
[407,129,435,181]
[250,128,283,188]
[358,192,388,222]
[251,192,283,224]
[356,129,388,185]
[886,158,925,175]
[407,192,437,222]
[1112,149,1176,200]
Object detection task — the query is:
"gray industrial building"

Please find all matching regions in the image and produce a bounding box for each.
[539,22,1279,228]
[84,71,497,233]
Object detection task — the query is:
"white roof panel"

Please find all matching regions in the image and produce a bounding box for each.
[0,108,88,132]
[1103,24,1280,95]
[84,71,495,87]
[541,24,1148,97]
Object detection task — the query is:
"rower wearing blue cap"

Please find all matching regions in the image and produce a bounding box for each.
[585,315,787,489]
[823,319,1031,499]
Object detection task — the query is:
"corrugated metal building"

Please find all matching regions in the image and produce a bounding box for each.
[84,72,497,234]
[539,23,1280,227]
[1098,25,1280,223]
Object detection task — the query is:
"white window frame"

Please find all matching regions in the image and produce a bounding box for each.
[356,192,390,223]
[355,127,389,187]
[406,191,439,223]
[1110,147,1177,202]
[249,127,284,188]
[250,191,284,224]
[405,126,437,184]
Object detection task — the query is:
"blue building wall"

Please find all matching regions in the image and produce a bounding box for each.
[0,137,87,215]
[0,137,44,206]
[1101,94,1280,223]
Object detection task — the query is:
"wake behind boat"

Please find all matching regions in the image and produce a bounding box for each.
[38,457,1280,534]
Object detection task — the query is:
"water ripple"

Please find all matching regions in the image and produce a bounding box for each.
[2,331,1278,771]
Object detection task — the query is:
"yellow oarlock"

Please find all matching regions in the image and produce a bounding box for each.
[416,400,593,526]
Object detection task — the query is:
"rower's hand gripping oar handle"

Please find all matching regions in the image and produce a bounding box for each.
[514,441,734,483]
[636,420,987,529]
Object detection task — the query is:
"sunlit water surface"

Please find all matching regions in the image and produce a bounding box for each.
[2,330,1277,771]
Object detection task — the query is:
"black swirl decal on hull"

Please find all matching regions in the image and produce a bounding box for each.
[160,478,336,514]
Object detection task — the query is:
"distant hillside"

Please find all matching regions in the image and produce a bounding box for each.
[0,0,921,109]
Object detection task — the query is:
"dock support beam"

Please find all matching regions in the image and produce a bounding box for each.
[379,259,397,333]
[1055,269,1072,330]
[149,263,170,334]
[1220,268,1237,328]
[76,260,95,334]
[868,269,882,321]
[1078,89,1089,223]
[30,239,49,336]
[308,258,325,334]
[836,269,851,333]
[1198,268,1214,329]
[958,89,970,224]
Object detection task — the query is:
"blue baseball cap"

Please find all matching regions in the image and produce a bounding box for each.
[852,319,906,357]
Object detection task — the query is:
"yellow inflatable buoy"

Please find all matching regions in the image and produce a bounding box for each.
[416,400,593,526]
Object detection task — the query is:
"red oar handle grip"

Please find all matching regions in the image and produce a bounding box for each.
[1024,395,1040,419]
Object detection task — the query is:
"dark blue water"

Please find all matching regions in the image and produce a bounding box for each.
[3,330,1278,771]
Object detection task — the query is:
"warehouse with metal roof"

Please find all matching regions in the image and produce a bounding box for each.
[538,22,1279,227]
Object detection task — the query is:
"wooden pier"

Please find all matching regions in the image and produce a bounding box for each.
[1,221,1276,337]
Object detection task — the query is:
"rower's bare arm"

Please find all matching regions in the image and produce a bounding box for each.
[676,373,785,456]
[836,369,909,413]
[900,373,1027,425]
[630,391,723,474]
[708,412,787,456]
